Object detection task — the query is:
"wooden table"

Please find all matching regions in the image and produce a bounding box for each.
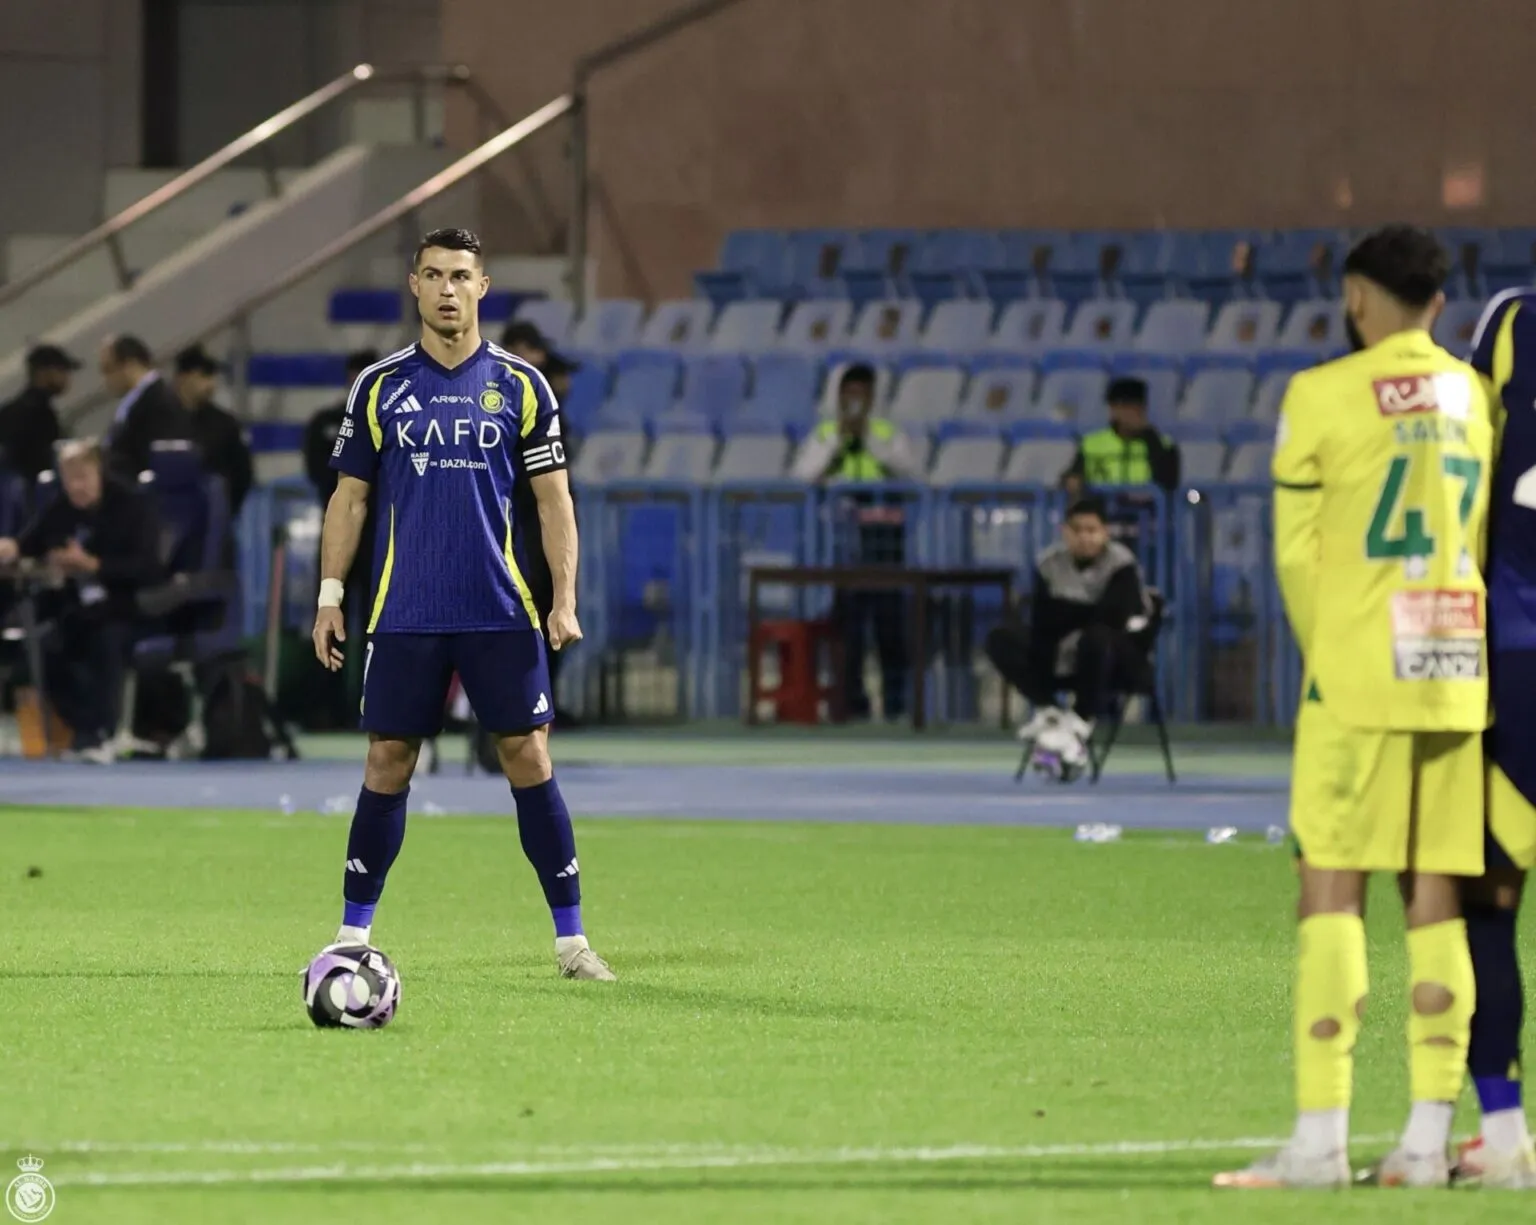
[746,565,1015,731]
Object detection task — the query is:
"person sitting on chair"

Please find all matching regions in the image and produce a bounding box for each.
[984,495,1149,779]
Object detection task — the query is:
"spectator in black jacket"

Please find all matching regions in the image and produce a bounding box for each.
[984,496,1149,745]
[99,335,193,480]
[303,350,379,507]
[0,345,77,483]
[0,439,163,759]
[173,345,254,517]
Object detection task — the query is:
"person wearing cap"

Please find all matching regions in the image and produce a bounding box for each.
[0,438,163,761]
[173,345,253,517]
[1062,376,1181,493]
[98,335,195,481]
[0,345,78,483]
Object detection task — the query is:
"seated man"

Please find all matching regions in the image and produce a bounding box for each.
[983,495,1149,776]
[0,439,163,760]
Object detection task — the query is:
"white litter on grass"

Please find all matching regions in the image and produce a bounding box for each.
[1265,825,1288,845]
[1205,827,1239,845]
[277,794,295,815]
[1073,823,1122,844]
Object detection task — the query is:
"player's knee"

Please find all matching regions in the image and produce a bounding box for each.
[364,737,418,792]
[496,729,551,788]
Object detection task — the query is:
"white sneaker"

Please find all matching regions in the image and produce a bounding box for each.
[1213,1143,1351,1188]
[1362,1145,1451,1188]
[557,937,616,981]
[1455,1136,1536,1188]
[1017,706,1064,742]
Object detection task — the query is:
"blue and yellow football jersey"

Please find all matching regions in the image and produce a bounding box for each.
[1469,290,1536,652]
[329,340,566,634]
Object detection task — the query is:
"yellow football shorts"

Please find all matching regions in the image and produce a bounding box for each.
[1487,762,1536,871]
[1290,697,1485,875]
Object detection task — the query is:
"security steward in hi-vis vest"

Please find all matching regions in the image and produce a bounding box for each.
[1063,376,1181,492]
[790,363,922,719]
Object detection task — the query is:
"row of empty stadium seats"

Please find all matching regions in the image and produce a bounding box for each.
[570,425,1273,488]
[693,226,1536,306]
[533,352,1312,435]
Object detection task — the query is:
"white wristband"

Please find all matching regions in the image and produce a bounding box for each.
[318,578,345,609]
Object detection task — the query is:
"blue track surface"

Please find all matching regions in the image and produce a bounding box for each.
[0,755,1288,832]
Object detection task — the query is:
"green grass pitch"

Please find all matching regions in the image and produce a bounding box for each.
[2,804,1532,1223]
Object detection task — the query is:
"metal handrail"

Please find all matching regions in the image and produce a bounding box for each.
[0,63,477,310]
[63,93,576,427]
[567,0,754,309]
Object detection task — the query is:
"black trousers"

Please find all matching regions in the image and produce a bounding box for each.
[838,590,908,719]
[45,614,133,747]
[983,622,1138,721]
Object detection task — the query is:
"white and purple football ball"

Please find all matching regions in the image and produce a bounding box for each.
[302,944,400,1029]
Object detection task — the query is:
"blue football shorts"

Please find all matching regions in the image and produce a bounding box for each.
[360,631,553,738]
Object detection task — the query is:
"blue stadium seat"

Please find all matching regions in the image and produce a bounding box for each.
[1002,436,1077,484]
[246,353,346,387]
[1250,355,1318,424]
[913,229,1005,276]
[918,300,993,353]
[1063,299,1139,350]
[510,298,574,346]
[571,300,644,353]
[1206,300,1283,353]
[844,229,924,278]
[1165,421,1225,444]
[328,289,402,325]
[745,353,819,431]
[1032,368,1110,426]
[639,300,714,349]
[959,368,1036,424]
[1224,441,1273,482]
[887,366,966,431]
[989,299,1067,354]
[710,301,782,352]
[1177,367,1255,425]
[1134,300,1209,355]
[1181,440,1229,484]
[480,290,525,325]
[1275,299,1343,352]
[678,355,749,422]
[783,230,854,296]
[713,433,791,482]
[571,429,647,485]
[605,352,681,422]
[719,229,786,280]
[558,360,609,434]
[929,435,1006,485]
[779,299,854,350]
[847,299,923,353]
[644,428,718,482]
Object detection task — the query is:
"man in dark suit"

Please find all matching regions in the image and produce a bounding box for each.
[173,344,254,518]
[0,438,163,759]
[98,335,193,480]
[0,345,77,483]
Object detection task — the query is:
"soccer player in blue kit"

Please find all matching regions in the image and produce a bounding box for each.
[1455,288,1536,1185]
[312,227,615,981]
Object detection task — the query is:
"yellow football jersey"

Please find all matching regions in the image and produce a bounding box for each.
[1273,328,1493,731]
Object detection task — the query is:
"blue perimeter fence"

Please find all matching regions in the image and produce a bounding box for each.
[238,478,1302,726]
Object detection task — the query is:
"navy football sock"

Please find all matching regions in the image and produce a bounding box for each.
[1466,901,1525,1115]
[512,777,582,936]
[341,785,410,931]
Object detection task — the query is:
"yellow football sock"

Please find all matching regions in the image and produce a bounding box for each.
[1295,913,1369,1113]
[1407,918,1475,1104]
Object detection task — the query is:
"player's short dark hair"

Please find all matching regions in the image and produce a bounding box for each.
[1342,226,1449,309]
[839,363,877,390]
[107,335,153,366]
[345,349,380,379]
[414,227,482,268]
[1067,494,1108,523]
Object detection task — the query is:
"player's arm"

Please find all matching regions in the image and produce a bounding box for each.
[1271,379,1324,657]
[313,370,382,668]
[517,365,582,649]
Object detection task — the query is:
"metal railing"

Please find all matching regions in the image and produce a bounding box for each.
[0,63,498,311]
[63,93,575,427]
[567,0,754,309]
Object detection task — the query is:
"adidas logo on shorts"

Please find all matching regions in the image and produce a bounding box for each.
[532,693,550,716]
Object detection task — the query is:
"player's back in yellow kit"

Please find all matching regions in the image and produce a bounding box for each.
[1275,328,1494,873]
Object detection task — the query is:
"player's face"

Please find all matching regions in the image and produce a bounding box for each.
[410,248,488,338]
[1064,513,1108,561]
